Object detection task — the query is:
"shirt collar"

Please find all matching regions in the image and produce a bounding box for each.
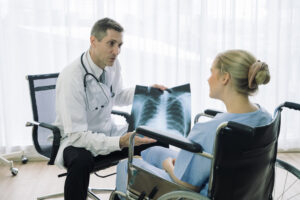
[86,50,105,79]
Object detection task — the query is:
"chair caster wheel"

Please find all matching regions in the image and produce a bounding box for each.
[11,167,18,176]
[21,156,28,164]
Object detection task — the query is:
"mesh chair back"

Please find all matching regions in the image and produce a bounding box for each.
[210,112,281,200]
[27,73,59,160]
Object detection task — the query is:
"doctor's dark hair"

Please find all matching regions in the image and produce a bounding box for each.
[91,18,124,41]
[214,49,270,96]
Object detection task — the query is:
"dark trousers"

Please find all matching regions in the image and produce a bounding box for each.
[63,142,167,200]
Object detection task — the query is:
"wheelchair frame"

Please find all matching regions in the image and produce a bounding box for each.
[110,101,300,200]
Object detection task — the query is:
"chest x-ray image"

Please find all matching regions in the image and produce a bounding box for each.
[130,84,191,137]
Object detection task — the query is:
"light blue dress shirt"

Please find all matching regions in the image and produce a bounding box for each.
[116,106,272,196]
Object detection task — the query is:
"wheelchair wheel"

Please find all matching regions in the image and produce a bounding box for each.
[273,159,300,200]
[157,190,210,200]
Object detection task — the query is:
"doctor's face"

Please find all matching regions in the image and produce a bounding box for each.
[90,29,123,69]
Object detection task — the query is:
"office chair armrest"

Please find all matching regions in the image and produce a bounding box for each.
[136,126,203,153]
[26,121,61,165]
[111,110,131,124]
[194,109,223,124]
[276,159,300,179]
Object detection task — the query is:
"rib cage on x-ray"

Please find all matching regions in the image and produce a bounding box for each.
[131,84,191,137]
[166,95,185,134]
[138,96,160,126]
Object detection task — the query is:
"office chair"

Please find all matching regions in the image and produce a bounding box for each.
[25,73,166,200]
[110,101,300,200]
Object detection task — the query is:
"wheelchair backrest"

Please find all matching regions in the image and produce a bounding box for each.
[209,111,281,200]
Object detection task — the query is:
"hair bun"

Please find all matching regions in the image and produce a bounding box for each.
[248,61,270,89]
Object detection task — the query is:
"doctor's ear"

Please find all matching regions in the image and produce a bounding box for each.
[90,35,97,47]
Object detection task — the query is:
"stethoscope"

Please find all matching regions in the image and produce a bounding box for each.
[80,52,115,110]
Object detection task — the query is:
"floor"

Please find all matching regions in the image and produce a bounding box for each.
[0,161,116,200]
[0,153,299,200]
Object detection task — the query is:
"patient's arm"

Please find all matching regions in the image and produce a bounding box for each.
[162,157,200,192]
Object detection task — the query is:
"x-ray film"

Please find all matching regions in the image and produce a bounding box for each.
[130,84,191,137]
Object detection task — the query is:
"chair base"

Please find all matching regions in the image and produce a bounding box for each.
[36,188,114,200]
[37,192,64,200]
[0,151,28,176]
[88,187,115,200]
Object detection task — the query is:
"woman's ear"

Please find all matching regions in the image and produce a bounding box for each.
[222,72,230,85]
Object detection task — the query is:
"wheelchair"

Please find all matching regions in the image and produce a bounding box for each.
[110,101,300,200]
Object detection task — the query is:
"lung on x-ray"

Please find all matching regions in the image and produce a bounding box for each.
[130,84,191,137]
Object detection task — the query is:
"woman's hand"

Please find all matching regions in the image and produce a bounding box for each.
[163,157,176,172]
[162,157,199,192]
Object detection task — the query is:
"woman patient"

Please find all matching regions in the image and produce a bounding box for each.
[115,49,272,196]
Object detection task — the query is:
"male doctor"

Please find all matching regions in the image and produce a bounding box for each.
[54,18,166,200]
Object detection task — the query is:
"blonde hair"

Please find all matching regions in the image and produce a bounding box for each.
[215,49,270,96]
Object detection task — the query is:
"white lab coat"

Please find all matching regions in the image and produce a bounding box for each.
[54,51,134,168]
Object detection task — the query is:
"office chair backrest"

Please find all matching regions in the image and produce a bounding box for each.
[209,112,281,200]
[27,73,59,160]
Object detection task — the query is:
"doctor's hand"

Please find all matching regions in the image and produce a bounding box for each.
[119,132,157,149]
[151,84,168,91]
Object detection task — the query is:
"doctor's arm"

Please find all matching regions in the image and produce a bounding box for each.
[163,157,200,192]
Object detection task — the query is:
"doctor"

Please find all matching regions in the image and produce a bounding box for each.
[54,18,164,200]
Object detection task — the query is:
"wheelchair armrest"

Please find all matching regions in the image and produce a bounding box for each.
[26,121,61,165]
[111,110,131,124]
[274,101,300,115]
[276,159,300,179]
[194,109,223,124]
[282,101,300,111]
[136,126,203,153]
[204,109,223,117]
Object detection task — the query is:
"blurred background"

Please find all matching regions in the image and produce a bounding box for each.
[0,0,299,158]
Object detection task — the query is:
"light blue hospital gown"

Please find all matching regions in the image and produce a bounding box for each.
[116,106,272,196]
